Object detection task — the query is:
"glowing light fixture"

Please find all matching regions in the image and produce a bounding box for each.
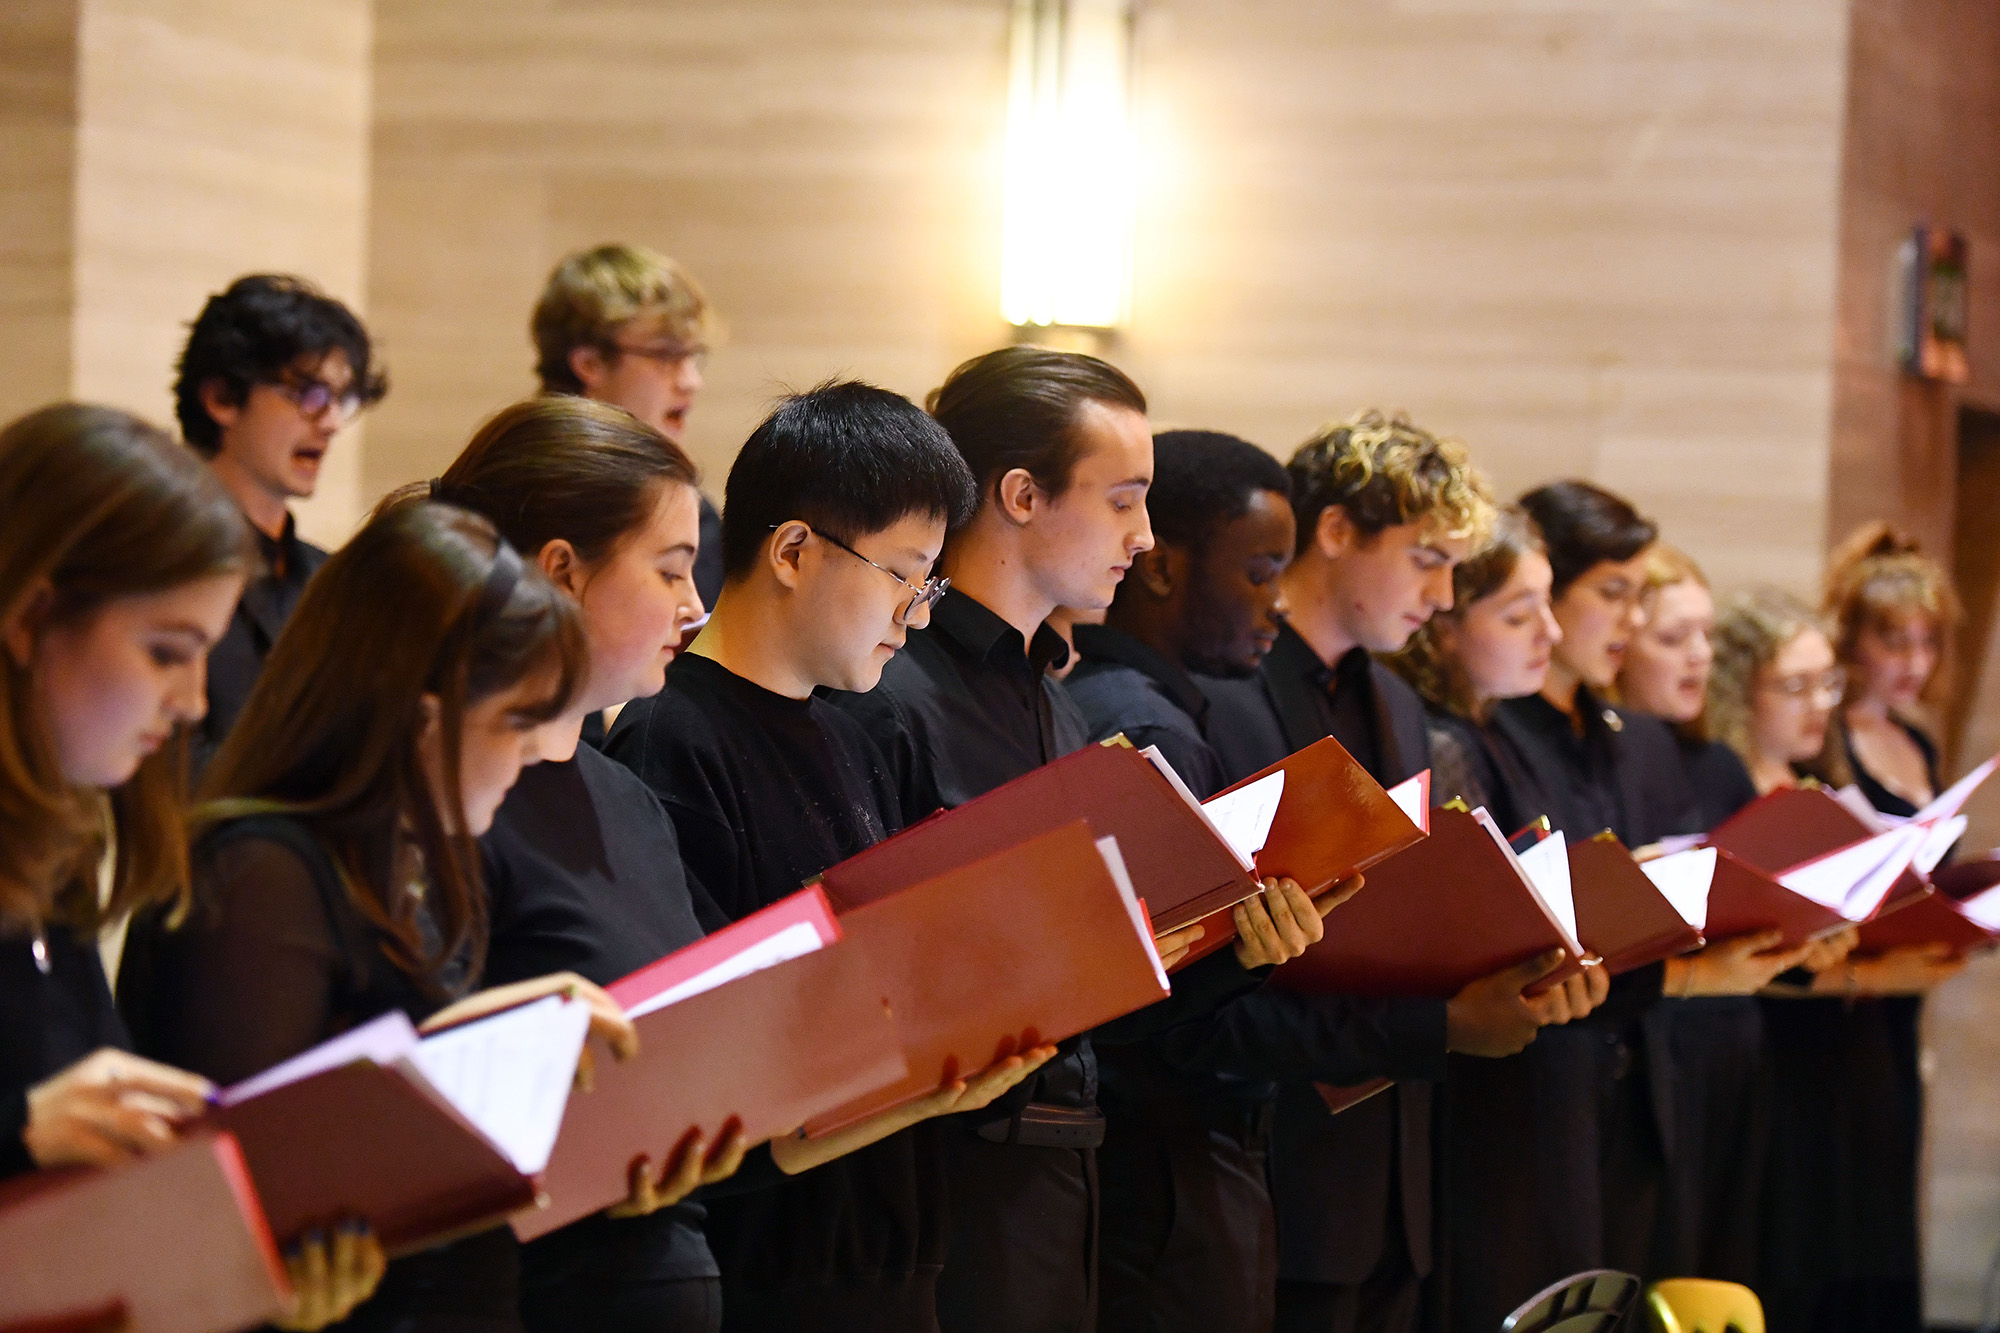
[1001,0,1137,330]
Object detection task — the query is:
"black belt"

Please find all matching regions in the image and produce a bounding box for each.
[974,1102,1106,1149]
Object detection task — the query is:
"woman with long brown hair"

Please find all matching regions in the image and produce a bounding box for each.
[121,497,635,1333]
[0,403,381,1328]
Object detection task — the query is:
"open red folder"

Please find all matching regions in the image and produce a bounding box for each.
[515,906,907,1240]
[1702,786,1933,921]
[208,992,591,1255]
[1170,742,1431,971]
[0,1131,289,1333]
[1856,881,2000,956]
[815,740,1259,936]
[805,821,1171,1136]
[1273,805,1587,1000]
[1568,834,1708,974]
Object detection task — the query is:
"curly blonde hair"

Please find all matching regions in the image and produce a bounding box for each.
[1287,409,1493,557]
[1707,587,1836,780]
[1388,506,1543,719]
[532,243,718,394]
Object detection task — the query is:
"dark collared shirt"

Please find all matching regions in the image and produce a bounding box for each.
[827,588,1089,823]
[1487,688,1631,843]
[1066,623,1227,800]
[198,512,328,771]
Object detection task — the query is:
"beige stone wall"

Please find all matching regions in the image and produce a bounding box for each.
[365,0,1852,601]
[70,0,374,548]
[0,2,82,422]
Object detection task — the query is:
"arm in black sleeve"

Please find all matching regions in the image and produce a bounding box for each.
[136,835,348,1085]
[1148,984,1450,1086]
[0,1088,30,1178]
[1581,960,1664,1028]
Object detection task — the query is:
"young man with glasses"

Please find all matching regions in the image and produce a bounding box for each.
[172,272,387,769]
[532,242,726,608]
[605,381,1057,1332]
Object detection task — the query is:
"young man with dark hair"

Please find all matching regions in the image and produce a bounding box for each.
[827,349,1319,1333]
[1196,412,1606,1333]
[171,273,387,766]
[531,242,726,607]
[604,381,1055,1332]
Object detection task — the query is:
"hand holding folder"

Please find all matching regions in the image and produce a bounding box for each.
[0,1132,290,1333]
[209,993,591,1255]
[518,889,906,1240]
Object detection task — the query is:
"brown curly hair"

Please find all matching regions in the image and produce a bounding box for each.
[1821,521,1960,712]
[1706,586,1839,781]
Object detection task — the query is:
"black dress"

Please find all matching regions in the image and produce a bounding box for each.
[479,745,722,1333]
[1756,718,1936,1333]
[0,917,129,1180]
[120,815,522,1333]
[1645,737,1766,1286]
[1437,690,1695,1333]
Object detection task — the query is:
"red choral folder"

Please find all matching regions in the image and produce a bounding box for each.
[1933,854,2000,902]
[1855,886,2000,956]
[805,821,1171,1136]
[1272,806,1586,1000]
[1705,786,1929,919]
[0,1131,290,1333]
[1172,742,1431,971]
[1701,846,1851,948]
[516,938,907,1241]
[814,740,1258,935]
[607,886,841,1018]
[1568,835,1705,974]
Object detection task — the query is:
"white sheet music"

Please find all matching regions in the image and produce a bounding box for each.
[1199,772,1286,867]
[215,1010,419,1107]
[1641,847,1716,931]
[1916,815,1970,876]
[1097,836,1171,992]
[1959,885,2000,933]
[408,994,591,1175]
[1513,830,1578,947]
[1385,774,1427,827]
[1916,753,2000,824]
[1779,824,1926,918]
[623,920,830,1020]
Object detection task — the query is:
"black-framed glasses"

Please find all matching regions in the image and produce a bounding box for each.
[612,341,709,372]
[274,374,367,422]
[781,524,948,625]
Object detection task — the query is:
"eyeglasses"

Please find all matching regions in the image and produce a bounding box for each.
[786,525,948,625]
[1760,667,1848,704]
[612,342,708,372]
[274,374,367,422]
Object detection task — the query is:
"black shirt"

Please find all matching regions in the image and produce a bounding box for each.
[1486,688,1699,848]
[480,745,718,1285]
[605,651,945,1318]
[0,921,127,1179]
[1066,623,1227,800]
[1677,734,1761,832]
[198,514,328,772]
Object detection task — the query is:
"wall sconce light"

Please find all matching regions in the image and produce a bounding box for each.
[1001,0,1137,331]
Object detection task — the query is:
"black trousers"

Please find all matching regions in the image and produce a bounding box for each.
[1272,1252,1420,1333]
[1097,1118,1276,1333]
[521,1275,721,1333]
[335,1228,524,1333]
[935,1129,1097,1333]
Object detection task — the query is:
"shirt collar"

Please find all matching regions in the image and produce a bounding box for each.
[929,588,1072,673]
[1072,623,1211,726]
[253,512,304,579]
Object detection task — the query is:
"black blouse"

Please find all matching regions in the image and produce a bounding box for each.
[0,920,127,1179]
[480,745,719,1286]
